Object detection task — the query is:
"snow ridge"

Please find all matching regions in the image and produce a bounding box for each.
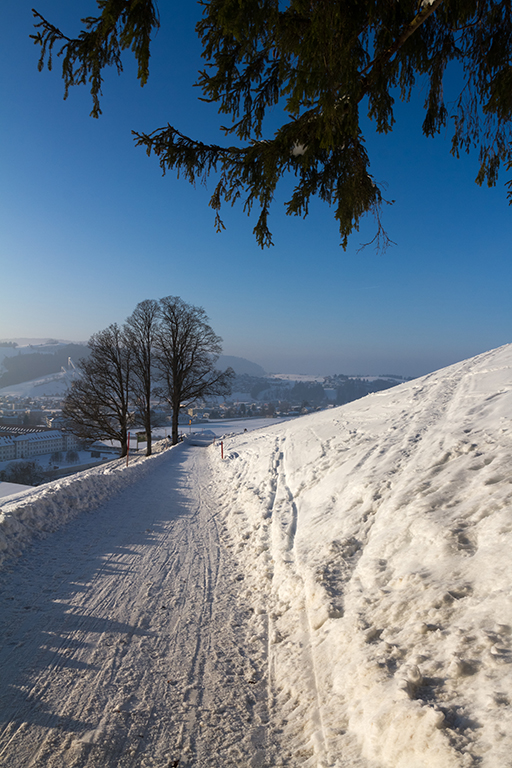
[212,343,512,767]
[0,441,171,570]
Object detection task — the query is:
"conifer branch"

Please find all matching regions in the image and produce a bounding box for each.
[32,0,512,248]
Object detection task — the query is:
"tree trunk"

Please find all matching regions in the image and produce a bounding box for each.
[171,403,180,446]
[144,413,152,456]
[120,424,129,458]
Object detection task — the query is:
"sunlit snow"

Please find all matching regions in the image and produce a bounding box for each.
[1,344,511,767]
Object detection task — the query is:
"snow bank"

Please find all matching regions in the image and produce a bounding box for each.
[2,343,511,767]
[211,343,512,767]
[0,439,172,570]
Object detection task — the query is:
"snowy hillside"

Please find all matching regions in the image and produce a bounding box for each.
[0,344,511,767]
[0,369,75,398]
[209,343,512,767]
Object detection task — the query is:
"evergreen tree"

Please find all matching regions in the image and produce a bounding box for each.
[31,0,512,248]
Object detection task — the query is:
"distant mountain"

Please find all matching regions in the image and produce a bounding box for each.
[217,355,266,376]
[0,343,266,387]
[0,344,89,388]
[0,338,81,348]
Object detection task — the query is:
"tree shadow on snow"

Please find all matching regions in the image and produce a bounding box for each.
[0,445,193,742]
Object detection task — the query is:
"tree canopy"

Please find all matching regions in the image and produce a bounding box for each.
[62,324,133,456]
[154,296,234,444]
[61,297,233,451]
[32,0,512,248]
[125,299,160,456]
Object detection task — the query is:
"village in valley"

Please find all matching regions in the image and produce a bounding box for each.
[0,340,411,488]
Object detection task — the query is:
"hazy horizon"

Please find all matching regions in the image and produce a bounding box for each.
[1,4,511,381]
[0,334,499,379]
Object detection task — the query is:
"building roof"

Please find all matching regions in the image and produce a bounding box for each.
[13,431,64,443]
[0,430,68,445]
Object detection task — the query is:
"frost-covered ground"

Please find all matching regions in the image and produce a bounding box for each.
[0,344,511,767]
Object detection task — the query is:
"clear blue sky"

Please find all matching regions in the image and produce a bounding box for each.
[1,2,511,376]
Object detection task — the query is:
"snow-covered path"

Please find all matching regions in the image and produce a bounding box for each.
[0,446,274,768]
[2,344,512,768]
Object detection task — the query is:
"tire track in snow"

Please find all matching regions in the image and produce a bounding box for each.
[0,445,275,768]
[0,513,197,766]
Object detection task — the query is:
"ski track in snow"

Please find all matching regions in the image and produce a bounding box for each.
[0,447,277,768]
[1,344,512,767]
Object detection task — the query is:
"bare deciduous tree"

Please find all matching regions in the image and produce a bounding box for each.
[0,460,45,486]
[124,299,160,456]
[154,296,234,445]
[62,324,133,456]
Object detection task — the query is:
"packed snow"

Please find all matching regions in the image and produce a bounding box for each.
[0,482,32,500]
[1,344,511,767]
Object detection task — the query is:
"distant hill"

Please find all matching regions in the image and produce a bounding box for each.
[0,371,76,398]
[0,338,82,349]
[0,343,265,388]
[217,355,266,376]
[0,344,89,388]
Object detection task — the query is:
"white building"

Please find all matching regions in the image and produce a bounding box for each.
[0,431,81,462]
[0,436,16,462]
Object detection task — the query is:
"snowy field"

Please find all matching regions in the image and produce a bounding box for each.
[0,449,120,484]
[0,482,32,499]
[1,344,511,767]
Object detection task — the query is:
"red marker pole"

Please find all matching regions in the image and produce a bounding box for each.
[126,432,130,466]
[221,441,224,460]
